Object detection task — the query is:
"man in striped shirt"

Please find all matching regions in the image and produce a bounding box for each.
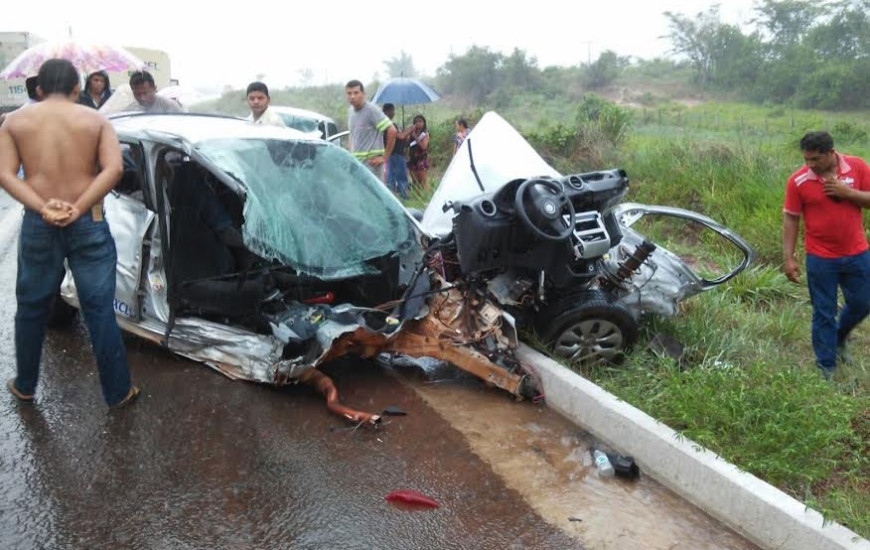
[346,80,396,180]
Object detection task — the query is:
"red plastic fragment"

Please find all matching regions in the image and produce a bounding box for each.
[302,292,335,305]
[385,489,440,509]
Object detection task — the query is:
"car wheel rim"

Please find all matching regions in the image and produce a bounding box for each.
[553,319,625,364]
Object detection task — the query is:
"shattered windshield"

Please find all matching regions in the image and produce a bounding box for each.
[196,138,417,279]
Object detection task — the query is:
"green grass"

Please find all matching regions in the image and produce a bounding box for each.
[576,287,869,535]
[592,113,870,536]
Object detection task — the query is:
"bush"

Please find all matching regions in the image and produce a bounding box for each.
[832,121,869,144]
[575,94,634,147]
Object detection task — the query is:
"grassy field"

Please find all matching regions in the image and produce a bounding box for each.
[198,90,869,538]
[610,114,869,537]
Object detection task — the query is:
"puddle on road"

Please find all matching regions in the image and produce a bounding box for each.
[397,367,757,550]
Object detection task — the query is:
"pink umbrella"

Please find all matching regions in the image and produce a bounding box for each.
[0,40,147,79]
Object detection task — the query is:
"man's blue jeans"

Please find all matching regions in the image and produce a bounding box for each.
[14,209,132,405]
[386,154,409,199]
[806,250,870,370]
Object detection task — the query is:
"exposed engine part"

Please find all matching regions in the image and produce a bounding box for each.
[299,369,382,427]
[602,240,657,289]
[617,240,658,282]
[486,273,534,307]
[312,276,537,401]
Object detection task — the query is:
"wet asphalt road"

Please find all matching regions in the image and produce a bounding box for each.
[0,191,756,550]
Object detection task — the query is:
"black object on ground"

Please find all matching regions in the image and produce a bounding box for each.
[607,453,640,479]
[382,405,408,416]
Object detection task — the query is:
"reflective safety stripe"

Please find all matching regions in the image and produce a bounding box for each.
[375,119,393,132]
[353,149,385,159]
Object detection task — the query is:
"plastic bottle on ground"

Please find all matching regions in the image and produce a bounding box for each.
[593,449,615,478]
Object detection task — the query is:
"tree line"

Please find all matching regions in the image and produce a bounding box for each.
[664,0,869,110]
[389,0,868,111]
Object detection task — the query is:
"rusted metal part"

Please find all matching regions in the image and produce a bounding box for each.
[320,324,524,397]
[298,369,382,427]
[387,319,524,396]
[323,280,527,397]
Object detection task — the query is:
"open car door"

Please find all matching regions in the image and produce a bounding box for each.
[60,142,156,321]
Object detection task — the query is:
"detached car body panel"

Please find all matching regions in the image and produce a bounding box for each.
[423,112,753,320]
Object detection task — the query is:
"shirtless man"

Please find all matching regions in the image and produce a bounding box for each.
[0,59,138,408]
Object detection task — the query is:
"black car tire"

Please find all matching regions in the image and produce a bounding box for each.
[46,294,78,329]
[539,291,638,366]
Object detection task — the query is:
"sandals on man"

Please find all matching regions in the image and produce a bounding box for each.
[7,378,34,402]
[8,378,141,408]
[109,386,140,410]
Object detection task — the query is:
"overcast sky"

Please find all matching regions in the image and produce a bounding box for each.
[4,0,756,92]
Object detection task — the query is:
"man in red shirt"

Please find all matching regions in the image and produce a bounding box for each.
[783,131,870,378]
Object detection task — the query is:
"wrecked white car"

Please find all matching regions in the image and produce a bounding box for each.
[53,111,751,425]
[421,112,753,364]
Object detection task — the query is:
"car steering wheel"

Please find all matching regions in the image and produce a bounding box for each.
[514,177,576,241]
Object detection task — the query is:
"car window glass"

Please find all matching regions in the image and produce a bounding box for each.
[196,138,416,279]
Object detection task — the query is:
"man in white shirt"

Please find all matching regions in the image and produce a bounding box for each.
[246,82,285,127]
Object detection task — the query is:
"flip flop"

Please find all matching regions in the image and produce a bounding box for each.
[7,378,34,402]
[109,386,140,409]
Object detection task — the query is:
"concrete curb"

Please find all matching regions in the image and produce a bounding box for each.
[517,344,870,550]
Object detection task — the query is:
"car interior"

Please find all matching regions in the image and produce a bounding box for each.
[151,149,266,320]
[116,143,152,208]
[449,170,629,288]
[148,147,407,336]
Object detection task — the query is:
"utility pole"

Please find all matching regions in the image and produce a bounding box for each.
[579,40,593,65]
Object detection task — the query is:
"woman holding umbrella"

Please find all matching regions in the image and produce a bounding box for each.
[78,70,113,109]
[403,114,430,192]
